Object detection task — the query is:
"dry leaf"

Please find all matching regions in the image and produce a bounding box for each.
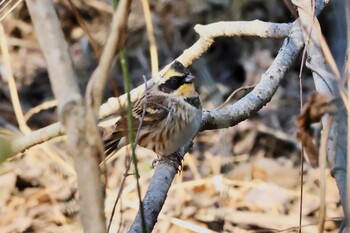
[296,93,337,167]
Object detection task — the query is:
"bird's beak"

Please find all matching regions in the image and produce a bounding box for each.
[185,74,195,82]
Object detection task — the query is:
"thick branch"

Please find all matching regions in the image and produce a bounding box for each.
[200,20,303,131]
[25,1,106,233]
[128,143,192,233]
[176,21,290,69]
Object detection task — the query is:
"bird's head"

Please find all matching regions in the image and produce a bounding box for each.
[157,61,197,97]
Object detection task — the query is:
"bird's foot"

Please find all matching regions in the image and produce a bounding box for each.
[152,158,161,169]
[152,152,184,174]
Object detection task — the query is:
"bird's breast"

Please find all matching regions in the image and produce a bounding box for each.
[137,97,202,156]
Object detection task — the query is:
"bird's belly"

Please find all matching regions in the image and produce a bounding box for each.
[138,109,201,156]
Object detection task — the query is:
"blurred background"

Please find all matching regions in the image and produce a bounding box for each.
[0,0,346,232]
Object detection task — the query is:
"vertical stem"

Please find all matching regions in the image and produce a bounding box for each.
[298,46,307,233]
[346,0,350,229]
[113,0,146,231]
[0,24,31,134]
[141,0,159,75]
[119,50,146,232]
[347,54,350,230]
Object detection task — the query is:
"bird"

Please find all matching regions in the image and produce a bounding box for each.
[102,60,202,167]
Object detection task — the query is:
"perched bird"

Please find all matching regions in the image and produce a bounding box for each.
[102,61,202,166]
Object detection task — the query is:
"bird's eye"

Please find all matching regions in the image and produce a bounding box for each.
[159,76,186,93]
[165,76,183,89]
[170,78,180,85]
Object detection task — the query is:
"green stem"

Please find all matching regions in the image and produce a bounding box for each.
[119,49,146,233]
[113,1,146,232]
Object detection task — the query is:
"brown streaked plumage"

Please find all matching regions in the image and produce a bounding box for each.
[102,61,202,165]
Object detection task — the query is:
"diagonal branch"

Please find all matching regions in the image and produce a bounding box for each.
[128,142,192,233]
[86,0,132,115]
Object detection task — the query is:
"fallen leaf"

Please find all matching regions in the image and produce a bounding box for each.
[295,93,337,167]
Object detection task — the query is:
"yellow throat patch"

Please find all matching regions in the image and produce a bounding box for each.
[173,83,196,97]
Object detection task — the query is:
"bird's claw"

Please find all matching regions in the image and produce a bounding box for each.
[152,152,184,174]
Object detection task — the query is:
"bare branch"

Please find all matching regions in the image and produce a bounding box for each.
[12,122,64,153]
[25,1,106,232]
[141,0,159,75]
[0,24,31,134]
[86,0,132,115]
[128,142,192,233]
[199,21,302,131]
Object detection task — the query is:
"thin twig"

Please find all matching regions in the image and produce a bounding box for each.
[84,0,114,14]
[345,1,350,231]
[120,48,146,232]
[107,75,149,232]
[24,100,57,121]
[141,0,158,75]
[0,0,23,22]
[294,2,318,231]
[66,0,101,58]
[318,117,332,233]
[0,24,31,134]
[116,198,124,233]
[0,0,14,14]
[298,46,307,233]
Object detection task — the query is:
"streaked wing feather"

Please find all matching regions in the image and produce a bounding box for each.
[132,94,170,126]
[103,94,170,157]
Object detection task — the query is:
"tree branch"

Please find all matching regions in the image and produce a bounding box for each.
[128,142,192,233]
[86,0,132,115]
[25,1,106,232]
[199,0,327,131]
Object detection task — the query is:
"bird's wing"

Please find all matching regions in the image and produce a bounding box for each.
[132,94,171,126]
[102,94,170,161]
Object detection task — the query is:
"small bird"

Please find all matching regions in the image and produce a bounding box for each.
[102,61,202,166]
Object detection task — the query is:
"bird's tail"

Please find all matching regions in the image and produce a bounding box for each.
[104,137,122,157]
[100,126,125,167]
